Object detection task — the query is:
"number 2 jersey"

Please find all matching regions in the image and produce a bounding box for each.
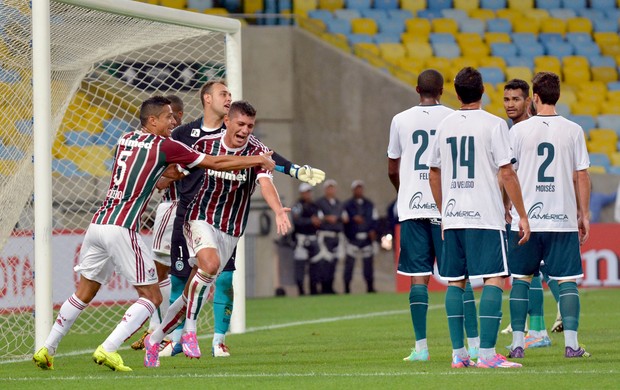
[92,130,205,231]
[509,115,590,232]
[387,104,454,221]
[428,109,513,230]
[186,133,272,237]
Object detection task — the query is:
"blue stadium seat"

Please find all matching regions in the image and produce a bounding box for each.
[429,33,456,44]
[0,67,20,83]
[308,10,334,23]
[511,33,537,46]
[574,43,601,58]
[592,18,618,33]
[348,33,374,45]
[360,9,389,20]
[441,9,468,21]
[335,9,361,20]
[505,55,534,68]
[491,42,518,57]
[376,18,405,34]
[99,118,133,147]
[565,32,592,45]
[346,0,371,10]
[372,32,401,43]
[544,41,573,57]
[0,145,25,160]
[517,42,545,58]
[556,102,571,117]
[188,0,213,11]
[590,56,617,67]
[417,9,444,19]
[387,9,413,20]
[607,165,620,175]
[561,0,586,11]
[487,18,512,33]
[608,81,620,91]
[427,0,453,10]
[459,18,486,34]
[577,9,605,20]
[326,19,352,33]
[478,66,505,84]
[591,0,616,10]
[480,0,506,9]
[536,0,560,9]
[539,33,564,46]
[567,114,596,133]
[597,115,620,135]
[432,42,461,58]
[589,153,611,169]
[52,159,89,177]
[64,130,96,147]
[373,0,399,10]
[14,119,32,135]
[549,8,577,20]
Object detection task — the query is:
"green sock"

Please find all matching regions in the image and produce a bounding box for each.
[510,279,529,332]
[528,276,545,331]
[479,284,503,349]
[559,282,580,332]
[213,270,234,335]
[409,284,428,342]
[445,286,465,350]
[170,274,188,331]
[463,281,478,338]
[547,278,561,304]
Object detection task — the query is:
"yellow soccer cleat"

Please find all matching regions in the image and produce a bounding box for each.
[33,347,54,370]
[130,330,150,350]
[93,345,132,372]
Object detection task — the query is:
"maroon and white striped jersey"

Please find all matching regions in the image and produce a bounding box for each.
[186,133,272,237]
[92,130,205,231]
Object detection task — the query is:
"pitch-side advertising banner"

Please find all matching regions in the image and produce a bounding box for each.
[394,224,620,292]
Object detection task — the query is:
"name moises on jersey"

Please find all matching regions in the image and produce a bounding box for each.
[535,184,555,192]
[208,169,247,182]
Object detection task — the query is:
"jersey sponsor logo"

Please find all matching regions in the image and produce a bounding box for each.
[408,191,437,211]
[207,169,247,182]
[444,198,481,219]
[106,189,124,200]
[191,128,201,137]
[527,202,569,221]
[117,137,153,149]
[175,260,185,272]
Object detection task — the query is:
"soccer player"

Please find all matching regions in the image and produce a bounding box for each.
[32,96,274,371]
[387,69,480,362]
[143,100,291,367]
[506,72,591,359]
[428,67,530,369]
[501,80,561,345]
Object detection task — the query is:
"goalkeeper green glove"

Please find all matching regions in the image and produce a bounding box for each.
[290,164,326,186]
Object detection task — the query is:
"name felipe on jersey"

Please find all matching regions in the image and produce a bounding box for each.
[207,169,247,182]
[118,137,153,149]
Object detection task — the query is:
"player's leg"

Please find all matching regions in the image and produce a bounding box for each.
[132,259,170,350]
[463,281,479,358]
[541,262,563,332]
[525,274,551,347]
[212,262,234,357]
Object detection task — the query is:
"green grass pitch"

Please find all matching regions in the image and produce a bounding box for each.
[1,289,619,389]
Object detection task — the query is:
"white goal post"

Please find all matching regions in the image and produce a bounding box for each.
[0,0,245,358]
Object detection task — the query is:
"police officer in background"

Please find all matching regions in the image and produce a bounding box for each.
[316,179,344,294]
[292,183,323,295]
[342,180,379,294]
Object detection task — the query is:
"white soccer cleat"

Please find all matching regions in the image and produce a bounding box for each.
[212,343,230,357]
[500,323,512,334]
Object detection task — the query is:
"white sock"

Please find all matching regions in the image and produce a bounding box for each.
[467,337,480,349]
[564,330,579,349]
[102,298,156,352]
[149,277,171,331]
[415,338,427,351]
[512,331,525,349]
[479,347,496,360]
[453,347,468,359]
[44,294,88,355]
[185,269,215,333]
[152,295,187,344]
[213,333,226,347]
[528,330,543,338]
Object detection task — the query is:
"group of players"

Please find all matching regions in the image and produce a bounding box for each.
[388,67,591,368]
[33,80,325,371]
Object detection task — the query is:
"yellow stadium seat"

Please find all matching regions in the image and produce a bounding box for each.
[432,18,459,34]
[203,8,228,15]
[379,43,407,62]
[534,56,562,75]
[607,90,620,101]
[478,56,507,69]
[610,151,620,166]
[496,9,522,21]
[469,8,495,21]
[404,42,433,59]
[452,57,479,70]
[590,128,618,144]
[600,101,620,115]
[587,139,615,155]
[539,18,567,34]
[577,90,606,106]
[578,81,606,95]
[425,58,453,80]
[512,19,540,34]
[508,0,533,10]
[523,9,550,23]
[160,0,186,9]
[505,66,533,82]
[485,103,507,118]
[401,0,426,14]
[563,55,588,68]
[485,32,511,45]
[567,17,592,33]
[353,42,380,58]
[457,32,484,45]
[351,18,378,35]
[392,67,418,86]
[397,57,426,74]
[293,0,317,16]
[588,165,607,174]
[0,160,20,176]
[461,42,490,58]
[594,32,619,46]
[602,44,620,57]
[591,67,618,83]
[570,101,600,116]
[454,0,479,11]
[318,0,344,11]
[245,0,264,13]
[401,33,428,43]
[405,18,431,36]
[558,89,577,106]
[70,145,114,177]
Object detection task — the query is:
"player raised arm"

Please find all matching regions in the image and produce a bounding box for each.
[258,176,291,235]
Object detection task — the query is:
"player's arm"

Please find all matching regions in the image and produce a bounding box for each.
[429,167,442,213]
[258,176,291,236]
[575,169,591,244]
[499,164,530,245]
[196,151,275,171]
[388,158,400,192]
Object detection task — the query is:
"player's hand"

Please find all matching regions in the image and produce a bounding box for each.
[259,151,276,171]
[517,217,531,245]
[578,215,590,245]
[159,164,188,188]
[290,164,326,186]
[275,207,292,235]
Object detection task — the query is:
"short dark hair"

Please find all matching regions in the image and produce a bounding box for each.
[165,94,184,112]
[199,79,227,107]
[139,96,171,126]
[454,67,483,104]
[228,100,256,119]
[532,72,560,105]
[504,79,530,98]
[417,69,444,99]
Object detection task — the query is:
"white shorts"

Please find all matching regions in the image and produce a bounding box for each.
[74,223,158,286]
[185,220,239,275]
[151,201,177,266]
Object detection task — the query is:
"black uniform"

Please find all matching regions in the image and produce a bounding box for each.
[342,197,378,293]
[315,196,344,294]
[291,198,322,295]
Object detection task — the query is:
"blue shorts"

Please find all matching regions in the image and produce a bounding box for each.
[508,231,582,280]
[440,228,509,281]
[397,219,442,276]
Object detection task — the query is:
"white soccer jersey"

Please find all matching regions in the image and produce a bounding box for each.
[509,115,590,232]
[387,105,454,221]
[428,109,513,230]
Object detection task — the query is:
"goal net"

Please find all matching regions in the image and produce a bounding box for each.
[0,0,241,358]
